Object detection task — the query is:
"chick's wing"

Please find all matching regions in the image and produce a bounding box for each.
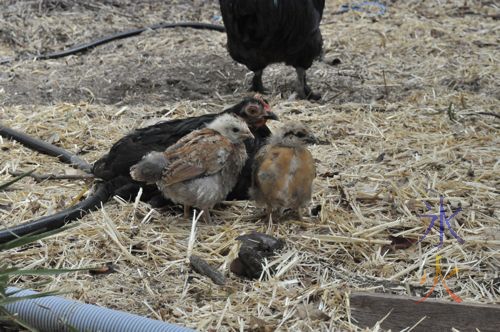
[162,128,234,185]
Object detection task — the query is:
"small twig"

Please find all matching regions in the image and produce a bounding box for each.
[189,255,226,285]
[69,185,90,207]
[8,170,94,182]
[447,103,457,122]
[337,71,363,80]
[325,90,347,103]
[0,169,36,190]
[186,209,203,260]
[382,70,389,98]
[462,112,500,120]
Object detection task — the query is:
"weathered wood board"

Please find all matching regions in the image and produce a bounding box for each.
[350,292,500,332]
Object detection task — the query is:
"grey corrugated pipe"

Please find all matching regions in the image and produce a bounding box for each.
[5,287,197,332]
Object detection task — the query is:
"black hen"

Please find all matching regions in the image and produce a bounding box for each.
[219,0,325,100]
[93,96,278,204]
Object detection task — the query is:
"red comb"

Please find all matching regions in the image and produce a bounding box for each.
[253,94,271,111]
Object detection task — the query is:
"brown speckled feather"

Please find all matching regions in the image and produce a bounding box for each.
[162,128,234,186]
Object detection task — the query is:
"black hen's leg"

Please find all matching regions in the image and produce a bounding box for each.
[251,69,267,93]
[295,67,321,100]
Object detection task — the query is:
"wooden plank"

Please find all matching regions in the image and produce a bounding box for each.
[350,292,500,332]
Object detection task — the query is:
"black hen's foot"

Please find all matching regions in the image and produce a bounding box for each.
[295,67,321,100]
[297,84,321,101]
[250,69,268,94]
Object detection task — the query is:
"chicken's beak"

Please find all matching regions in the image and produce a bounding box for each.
[264,111,279,121]
[244,130,255,140]
[305,134,318,144]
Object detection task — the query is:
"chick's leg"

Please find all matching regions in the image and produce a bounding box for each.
[202,208,212,223]
[295,67,321,100]
[265,206,273,232]
[251,69,267,93]
[184,205,191,219]
[264,206,273,223]
[296,208,303,221]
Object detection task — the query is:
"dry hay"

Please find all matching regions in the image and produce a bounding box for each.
[1,0,499,331]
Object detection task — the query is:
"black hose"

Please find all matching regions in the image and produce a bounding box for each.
[0,181,114,244]
[0,124,92,173]
[0,22,225,65]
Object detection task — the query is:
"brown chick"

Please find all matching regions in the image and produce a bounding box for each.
[251,122,317,221]
[130,114,254,222]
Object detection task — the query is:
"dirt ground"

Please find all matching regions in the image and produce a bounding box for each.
[1,0,499,331]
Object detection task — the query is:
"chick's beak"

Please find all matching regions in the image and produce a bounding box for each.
[305,134,318,144]
[244,130,255,140]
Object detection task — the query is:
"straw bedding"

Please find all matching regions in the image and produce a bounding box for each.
[1,0,498,330]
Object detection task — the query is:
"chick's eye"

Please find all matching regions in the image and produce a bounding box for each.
[232,127,240,133]
[296,132,306,138]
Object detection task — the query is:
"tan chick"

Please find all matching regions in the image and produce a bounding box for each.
[251,122,317,221]
[130,114,254,222]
